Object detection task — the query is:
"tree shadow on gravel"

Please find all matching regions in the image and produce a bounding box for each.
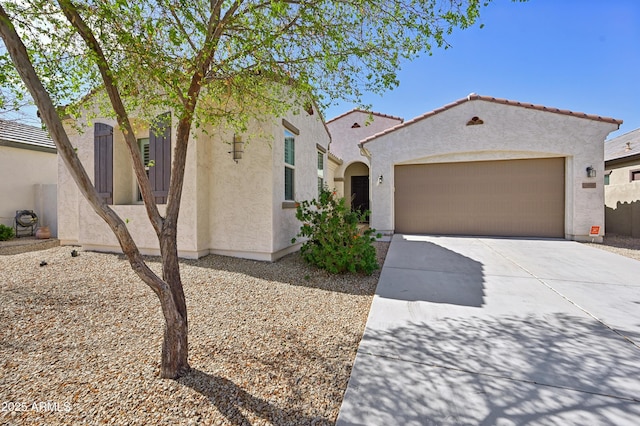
[179,369,331,426]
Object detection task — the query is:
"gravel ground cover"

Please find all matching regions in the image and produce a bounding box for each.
[0,242,388,425]
[582,234,640,261]
[0,237,59,256]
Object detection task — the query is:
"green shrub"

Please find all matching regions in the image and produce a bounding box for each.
[0,224,15,241]
[292,188,381,275]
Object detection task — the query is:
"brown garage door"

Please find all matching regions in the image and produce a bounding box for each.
[394,158,565,237]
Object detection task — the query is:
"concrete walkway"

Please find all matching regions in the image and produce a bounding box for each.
[337,235,640,425]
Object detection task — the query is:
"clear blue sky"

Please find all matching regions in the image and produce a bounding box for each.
[325,0,640,139]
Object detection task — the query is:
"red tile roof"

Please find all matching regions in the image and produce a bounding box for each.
[360,94,623,146]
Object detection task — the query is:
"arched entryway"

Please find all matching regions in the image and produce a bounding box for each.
[344,161,370,215]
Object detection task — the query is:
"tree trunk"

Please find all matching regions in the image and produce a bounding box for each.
[158,230,190,379]
[0,4,191,380]
[159,293,190,379]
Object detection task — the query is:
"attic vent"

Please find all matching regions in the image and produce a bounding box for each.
[466,116,484,126]
[351,122,361,128]
[626,142,632,152]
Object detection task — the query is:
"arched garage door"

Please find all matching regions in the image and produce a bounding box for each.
[394,157,565,238]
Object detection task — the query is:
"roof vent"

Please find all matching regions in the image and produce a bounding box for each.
[625,142,632,152]
[466,116,484,126]
[351,122,361,128]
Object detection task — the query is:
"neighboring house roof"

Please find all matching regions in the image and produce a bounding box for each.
[326,108,404,125]
[360,94,623,146]
[0,119,55,153]
[605,128,640,164]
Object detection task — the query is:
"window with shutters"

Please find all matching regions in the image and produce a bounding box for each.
[148,112,171,204]
[95,113,170,205]
[284,130,295,201]
[94,123,114,204]
[137,137,150,201]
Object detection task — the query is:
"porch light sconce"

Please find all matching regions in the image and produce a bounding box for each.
[586,166,596,178]
[378,174,384,184]
[230,134,243,162]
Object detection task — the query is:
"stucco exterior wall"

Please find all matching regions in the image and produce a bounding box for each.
[604,159,640,236]
[271,110,331,259]
[605,160,640,204]
[60,113,200,258]
[327,110,401,164]
[326,111,401,198]
[326,154,342,193]
[206,122,274,259]
[57,151,79,244]
[363,99,618,242]
[59,99,330,261]
[0,145,57,234]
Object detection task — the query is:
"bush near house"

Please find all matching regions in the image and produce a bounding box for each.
[293,188,381,274]
[0,224,15,241]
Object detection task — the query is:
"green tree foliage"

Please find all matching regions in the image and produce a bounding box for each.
[0,0,506,379]
[1,0,496,126]
[294,188,381,274]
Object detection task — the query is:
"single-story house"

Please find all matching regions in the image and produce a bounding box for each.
[0,119,58,236]
[357,94,622,242]
[59,102,331,261]
[326,110,402,212]
[604,128,640,237]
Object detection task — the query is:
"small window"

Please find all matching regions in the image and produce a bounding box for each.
[604,172,610,186]
[317,151,324,194]
[632,170,640,182]
[284,130,295,200]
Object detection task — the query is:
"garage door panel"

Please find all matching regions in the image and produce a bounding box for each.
[394,158,564,238]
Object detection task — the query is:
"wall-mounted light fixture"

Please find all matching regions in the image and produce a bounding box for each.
[378,174,384,184]
[586,166,596,178]
[231,134,243,162]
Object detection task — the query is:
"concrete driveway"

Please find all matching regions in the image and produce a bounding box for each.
[337,235,640,425]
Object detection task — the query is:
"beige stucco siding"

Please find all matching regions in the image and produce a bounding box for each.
[327,111,401,198]
[58,97,330,261]
[327,110,400,164]
[604,159,640,236]
[271,111,331,258]
[60,114,200,258]
[207,123,274,259]
[364,99,618,241]
[605,160,640,204]
[0,145,57,233]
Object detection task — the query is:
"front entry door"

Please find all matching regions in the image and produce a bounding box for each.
[351,175,370,218]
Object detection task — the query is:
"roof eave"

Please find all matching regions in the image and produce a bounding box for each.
[360,94,623,146]
[605,152,640,167]
[0,139,57,153]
